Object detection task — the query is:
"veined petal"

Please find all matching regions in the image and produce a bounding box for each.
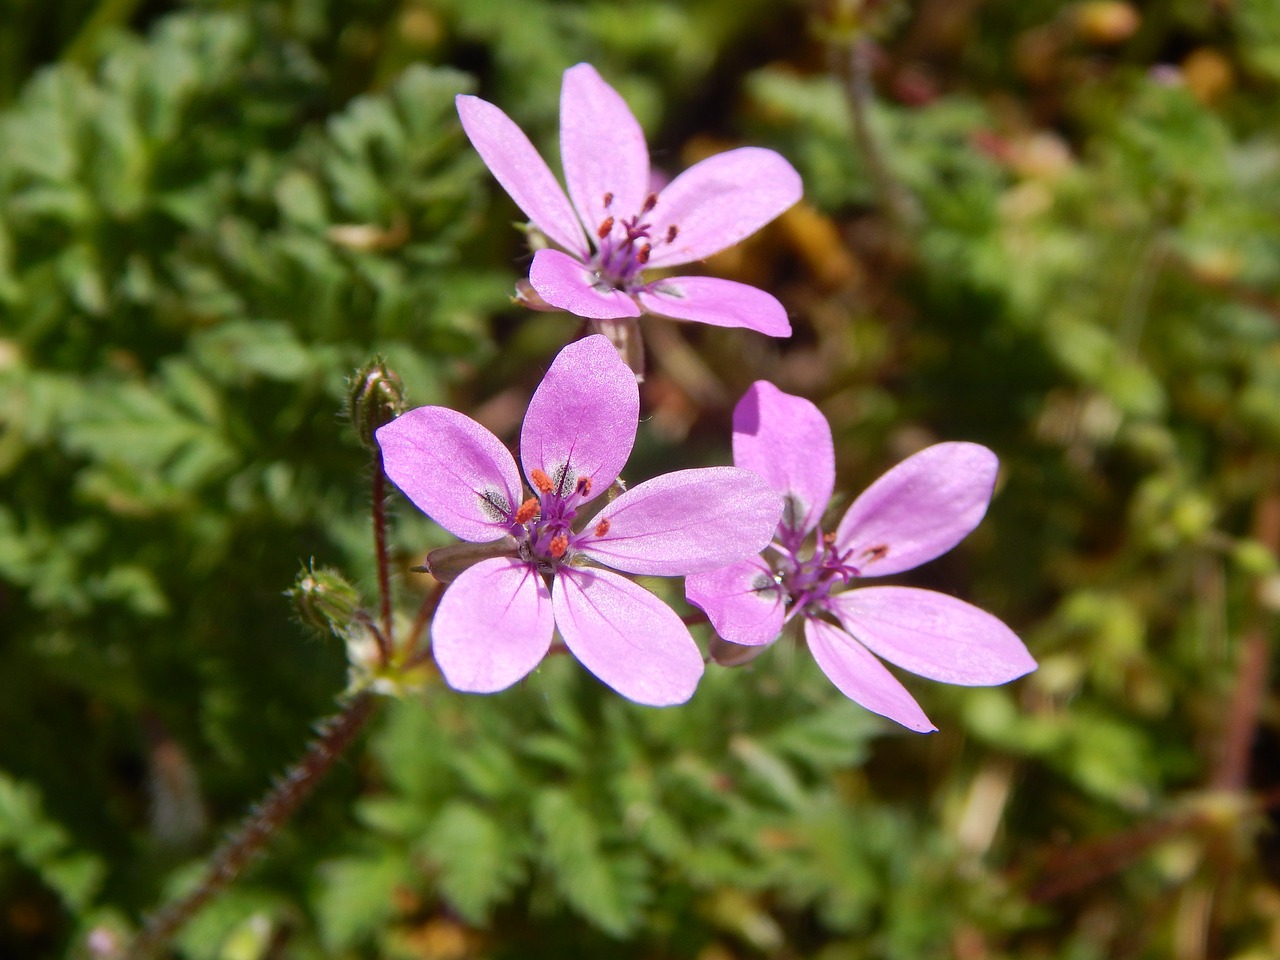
[560,63,649,239]
[645,147,802,267]
[376,407,522,543]
[455,94,587,258]
[686,556,785,647]
[431,558,554,693]
[805,618,936,733]
[835,442,999,578]
[554,566,703,706]
[583,467,783,576]
[520,334,638,503]
[829,586,1036,686]
[637,277,791,336]
[732,381,834,539]
[530,249,642,320]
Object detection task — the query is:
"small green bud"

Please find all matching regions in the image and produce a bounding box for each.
[289,564,362,636]
[347,359,406,450]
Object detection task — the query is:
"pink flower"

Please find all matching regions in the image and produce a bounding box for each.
[686,382,1036,732]
[376,336,784,706]
[456,63,802,335]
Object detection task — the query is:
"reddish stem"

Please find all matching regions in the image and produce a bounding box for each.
[372,451,394,663]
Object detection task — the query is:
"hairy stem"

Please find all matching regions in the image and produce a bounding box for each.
[127,692,376,960]
[372,452,394,663]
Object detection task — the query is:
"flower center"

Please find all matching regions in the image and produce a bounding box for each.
[515,466,597,570]
[775,533,864,615]
[590,192,680,290]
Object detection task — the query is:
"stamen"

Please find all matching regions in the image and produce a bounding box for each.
[636,244,651,264]
[862,544,889,562]
[549,534,569,558]
[665,225,678,244]
[597,216,615,240]
[530,468,554,494]
[642,193,658,214]
[602,191,613,208]
[575,476,593,497]
[514,497,540,524]
[594,518,611,537]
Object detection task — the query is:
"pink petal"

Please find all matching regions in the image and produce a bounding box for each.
[529,249,642,320]
[583,467,783,576]
[637,277,791,336]
[804,619,936,733]
[685,556,785,646]
[732,381,833,539]
[559,63,649,238]
[645,147,802,267]
[835,442,999,578]
[829,586,1036,686]
[553,566,703,706]
[520,334,638,502]
[431,558,554,693]
[376,407,522,543]
[455,94,587,258]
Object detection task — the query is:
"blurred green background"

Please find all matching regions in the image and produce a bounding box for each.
[4,0,1280,957]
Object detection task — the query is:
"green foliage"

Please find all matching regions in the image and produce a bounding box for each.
[4,1,1280,958]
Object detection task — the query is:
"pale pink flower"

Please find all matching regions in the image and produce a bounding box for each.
[376,336,784,706]
[456,63,801,335]
[686,382,1036,732]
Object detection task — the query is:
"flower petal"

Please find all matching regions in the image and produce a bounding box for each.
[520,334,638,503]
[731,381,833,540]
[829,586,1036,686]
[553,566,703,706]
[804,619,936,733]
[637,277,791,336]
[560,63,649,237]
[530,249,642,320]
[431,558,554,693]
[376,407,522,543]
[583,467,783,575]
[645,147,802,267]
[455,94,587,258]
[835,442,999,578]
[686,556,784,646]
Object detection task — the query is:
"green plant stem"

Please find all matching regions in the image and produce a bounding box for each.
[832,37,919,239]
[126,691,377,960]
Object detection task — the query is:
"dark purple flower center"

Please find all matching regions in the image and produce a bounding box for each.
[510,466,607,571]
[768,533,864,616]
[590,192,680,291]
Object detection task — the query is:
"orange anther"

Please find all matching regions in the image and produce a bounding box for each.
[549,534,569,558]
[665,224,678,244]
[594,518,611,537]
[530,468,554,493]
[602,191,614,208]
[636,244,651,264]
[514,497,540,524]
[575,476,592,497]
[597,216,615,239]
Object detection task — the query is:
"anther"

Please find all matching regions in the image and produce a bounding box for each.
[514,497,540,524]
[642,193,658,214]
[530,468,554,494]
[575,476,593,497]
[549,534,569,558]
[594,518,611,537]
[665,225,678,244]
[602,191,613,208]
[862,544,889,562]
[636,244,651,264]
[597,216,615,240]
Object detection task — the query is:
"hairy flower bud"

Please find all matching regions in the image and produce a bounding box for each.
[348,360,406,450]
[289,564,362,636]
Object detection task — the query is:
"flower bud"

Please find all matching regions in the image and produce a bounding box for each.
[289,564,362,636]
[425,536,519,583]
[348,360,406,450]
